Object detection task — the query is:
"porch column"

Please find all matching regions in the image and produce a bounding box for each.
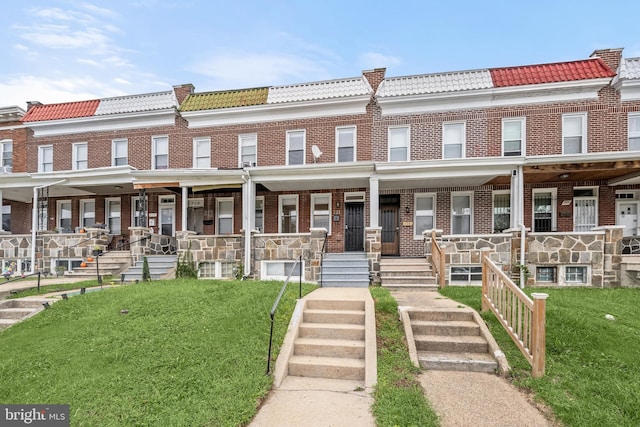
[181,186,188,232]
[369,174,379,228]
[242,175,255,276]
[510,167,524,229]
[0,190,3,232]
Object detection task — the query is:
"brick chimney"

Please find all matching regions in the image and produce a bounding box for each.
[26,101,42,111]
[590,48,623,73]
[362,68,386,93]
[173,84,195,105]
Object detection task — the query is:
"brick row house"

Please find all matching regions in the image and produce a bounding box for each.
[1,48,640,286]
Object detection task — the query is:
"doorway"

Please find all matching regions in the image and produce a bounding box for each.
[617,201,638,237]
[380,195,399,256]
[345,202,364,252]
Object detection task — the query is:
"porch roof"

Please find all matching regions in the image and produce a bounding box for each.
[249,162,374,191]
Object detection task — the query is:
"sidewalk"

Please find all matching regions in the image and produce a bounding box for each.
[0,276,90,297]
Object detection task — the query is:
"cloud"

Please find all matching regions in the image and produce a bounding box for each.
[358,52,402,70]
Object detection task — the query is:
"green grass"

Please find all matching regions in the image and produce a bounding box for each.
[370,287,439,427]
[7,279,106,298]
[440,286,640,427]
[0,279,316,427]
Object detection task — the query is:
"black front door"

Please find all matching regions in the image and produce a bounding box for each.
[380,195,400,256]
[345,202,364,251]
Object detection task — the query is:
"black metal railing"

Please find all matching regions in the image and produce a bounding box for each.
[3,271,43,293]
[319,230,328,287]
[266,255,302,375]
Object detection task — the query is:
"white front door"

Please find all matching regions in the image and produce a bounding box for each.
[159,196,175,236]
[617,202,638,237]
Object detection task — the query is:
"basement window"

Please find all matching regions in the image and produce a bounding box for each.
[261,260,303,281]
[198,261,236,279]
[536,266,557,283]
[450,265,482,284]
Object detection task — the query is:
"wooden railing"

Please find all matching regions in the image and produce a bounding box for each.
[431,229,446,288]
[481,252,548,377]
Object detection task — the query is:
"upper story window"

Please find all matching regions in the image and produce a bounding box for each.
[562,113,587,154]
[502,118,525,156]
[239,133,257,167]
[38,146,53,173]
[443,122,465,159]
[388,126,409,161]
[629,114,640,151]
[336,126,356,162]
[193,137,211,168]
[112,139,128,166]
[311,193,331,234]
[73,142,88,170]
[152,135,168,170]
[414,193,435,238]
[287,130,305,165]
[0,139,12,172]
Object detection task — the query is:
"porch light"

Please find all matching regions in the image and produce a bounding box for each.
[559,173,570,179]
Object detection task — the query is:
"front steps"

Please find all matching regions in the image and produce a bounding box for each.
[402,308,503,374]
[274,288,376,389]
[0,298,52,331]
[120,255,178,281]
[67,251,132,278]
[320,252,370,288]
[380,257,438,291]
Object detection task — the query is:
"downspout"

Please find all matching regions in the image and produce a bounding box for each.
[517,165,526,289]
[242,172,253,277]
[181,186,188,232]
[31,179,66,273]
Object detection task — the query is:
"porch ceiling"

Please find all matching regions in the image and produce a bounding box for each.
[380,174,501,190]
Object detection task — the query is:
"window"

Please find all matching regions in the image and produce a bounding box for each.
[451,192,472,234]
[57,200,72,233]
[80,199,95,228]
[152,136,168,169]
[629,114,640,151]
[2,204,10,232]
[311,194,331,233]
[336,126,356,162]
[565,266,587,284]
[132,196,147,227]
[502,118,525,156]
[73,143,88,170]
[38,146,53,172]
[216,198,234,234]
[255,197,264,232]
[414,193,435,238]
[106,198,121,235]
[563,113,587,154]
[443,122,465,159]
[532,189,556,232]
[536,266,557,283]
[287,130,305,165]
[193,137,211,168]
[198,261,235,279]
[1,139,12,172]
[279,195,298,233]
[112,139,128,166]
[388,126,409,161]
[239,134,257,167]
[493,192,511,233]
[450,266,482,284]
[574,187,598,232]
[261,260,303,281]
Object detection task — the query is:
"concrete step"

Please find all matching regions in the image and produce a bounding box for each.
[0,308,37,319]
[294,338,365,359]
[324,253,367,260]
[380,257,428,264]
[288,355,365,381]
[408,310,474,322]
[417,351,498,373]
[298,322,365,340]
[380,269,434,277]
[306,299,365,311]
[322,265,370,274]
[0,318,17,330]
[381,276,437,284]
[414,334,488,353]
[303,309,365,325]
[321,279,369,288]
[382,284,439,292]
[0,299,50,309]
[411,320,480,336]
[380,264,432,272]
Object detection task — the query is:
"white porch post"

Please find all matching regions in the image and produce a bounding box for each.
[510,169,519,230]
[0,189,3,232]
[370,174,379,227]
[242,175,255,276]
[181,186,188,231]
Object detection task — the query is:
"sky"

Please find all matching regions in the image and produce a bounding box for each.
[1,0,640,110]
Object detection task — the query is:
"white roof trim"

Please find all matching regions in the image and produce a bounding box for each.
[525,151,640,166]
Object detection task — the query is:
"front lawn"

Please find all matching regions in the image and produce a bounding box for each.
[0,279,315,427]
[440,286,640,427]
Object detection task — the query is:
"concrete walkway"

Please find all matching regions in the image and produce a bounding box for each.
[0,276,89,297]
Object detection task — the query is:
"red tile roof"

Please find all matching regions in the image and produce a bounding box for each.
[490,58,615,88]
[22,99,100,122]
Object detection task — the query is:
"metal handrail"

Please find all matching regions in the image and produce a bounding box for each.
[319,230,328,287]
[266,255,302,374]
[3,271,43,292]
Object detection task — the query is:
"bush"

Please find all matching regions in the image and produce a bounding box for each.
[176,245,197,279]
[142,256,151,282]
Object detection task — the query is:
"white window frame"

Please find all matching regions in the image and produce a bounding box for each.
[311,193,332,235]
[443,121,466,159]
[197,261,236,279]
[38,145,53,173]
[105,197,121,235]
[561,265,590,285]
[57,200,72,233]
[1,139,13,172]
[112,138,128,166]
[629,113,640,151]
[562,113,587,154]
[279,194,299,233]
[336,126,356,162]
[260,260,304,281]
[286,130,305,165]
[492,190,511,233]
[255,196,264,232]
[72,142,88,170]
[79,199,95,229]
[216,197,234,235]
[532,188,557,232]
[414,193,436,239]
[158,195,175,236]
[388,126,410,162]
[152,135,169,170]
[451,192,473,234]
[449,265,483,284]
[502,117,525,156]
[193,137,211,168]
[239,133,257,167]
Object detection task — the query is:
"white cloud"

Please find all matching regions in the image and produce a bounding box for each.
[358,52,402,70]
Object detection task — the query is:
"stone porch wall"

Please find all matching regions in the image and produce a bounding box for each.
[365,227,382,284]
